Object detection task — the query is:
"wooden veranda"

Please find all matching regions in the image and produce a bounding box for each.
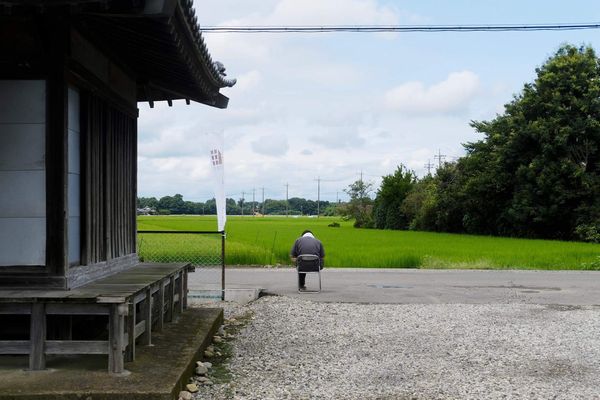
[0,263,191,374]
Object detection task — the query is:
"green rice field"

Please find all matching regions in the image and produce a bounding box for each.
[137,215,600,270]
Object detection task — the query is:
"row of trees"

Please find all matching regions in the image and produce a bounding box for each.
[344,45,600,242]
[138,194,333,216]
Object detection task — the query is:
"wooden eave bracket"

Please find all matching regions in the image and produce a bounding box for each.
[143,84,154,108]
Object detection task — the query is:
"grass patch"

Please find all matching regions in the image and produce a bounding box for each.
[138,215,600,270]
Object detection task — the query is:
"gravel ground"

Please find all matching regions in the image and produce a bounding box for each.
[194,296,600,400]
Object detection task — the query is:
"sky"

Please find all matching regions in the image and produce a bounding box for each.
[137,0,600,203]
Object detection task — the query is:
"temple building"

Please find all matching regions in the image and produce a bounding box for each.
[0,0,235,373]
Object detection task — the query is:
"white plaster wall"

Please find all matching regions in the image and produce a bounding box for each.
[0,80,46,265]
[68,87,81,265]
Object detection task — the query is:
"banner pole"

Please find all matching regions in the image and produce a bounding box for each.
[221,231,225,301]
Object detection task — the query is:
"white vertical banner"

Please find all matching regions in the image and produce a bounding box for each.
[208,131,226,232]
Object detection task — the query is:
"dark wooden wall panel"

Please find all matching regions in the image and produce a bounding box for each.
[84,93,136,265]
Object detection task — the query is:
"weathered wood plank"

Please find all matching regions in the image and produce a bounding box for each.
[29,303,46,370]
[157,280,165,332]
[0,340,29,354]
[177,271,184,314]
[45,340,108,355]
[133,291,146,304]
[0,276,66,289]
[167,275,175,323]
[183,269,188,309]
[125,301,135,362]
[105,104,112,261]
[0,303,31,314]
[45,303,109,315]
[96,296,127,304]
[108,304,125,374]
[140,287,152,345]
[0,263,190,303]
[134,320,145,339]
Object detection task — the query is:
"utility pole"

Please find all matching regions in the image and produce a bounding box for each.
[424,159,435,176]
[315,177,321,218]
[336,191,339,203]
[434,149,447,169]
[261,187,265,216]
[285,183,289,217]
[241,191,245,216]
[252,187,256,217]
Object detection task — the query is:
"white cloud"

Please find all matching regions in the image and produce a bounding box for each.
[235,70,262,92]
[138,126,192,157]
[312,125,366,149]
[291,61,361,86]
[384,71,481,115]
[251,133,289,156]
[135,2,522,202]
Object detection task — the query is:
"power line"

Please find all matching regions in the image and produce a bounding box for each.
[202,22,600,34]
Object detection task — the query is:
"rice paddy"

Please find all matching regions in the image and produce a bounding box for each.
[137,215,600,270]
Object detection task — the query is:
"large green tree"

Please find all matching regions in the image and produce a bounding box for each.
[464,44,600,239]
[373,165,417,229]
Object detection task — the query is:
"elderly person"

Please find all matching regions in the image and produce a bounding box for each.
[290,230,325,291]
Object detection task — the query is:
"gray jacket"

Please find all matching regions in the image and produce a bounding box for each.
[290,235,325,260]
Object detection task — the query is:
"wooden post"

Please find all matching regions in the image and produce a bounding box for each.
[156,280,165,332]
[125,301,136,362]
[167,275,175,322]
[140,287,152,346]
[108,304,125,374]
[29,303,46,370]
[45,20,70,286]
[221,232,226,301]
[177,271,184,315]
[183,268,188,309]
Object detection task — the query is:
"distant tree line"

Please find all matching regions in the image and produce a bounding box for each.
[137,194,333,216]
[342,45,600,243]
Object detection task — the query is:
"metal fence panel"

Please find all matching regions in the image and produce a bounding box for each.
[137,231,224,300]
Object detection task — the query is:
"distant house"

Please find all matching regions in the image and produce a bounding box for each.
[137,207,157,216]
[0,0,235,373]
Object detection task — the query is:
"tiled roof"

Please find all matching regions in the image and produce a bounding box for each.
[179,0,237,89]
[0,0,236,108]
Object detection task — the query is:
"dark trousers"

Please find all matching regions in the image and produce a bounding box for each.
[298,273,306,287]
[298,260,323,287]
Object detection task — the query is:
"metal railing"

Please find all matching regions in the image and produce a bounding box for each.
[137,231,225,300]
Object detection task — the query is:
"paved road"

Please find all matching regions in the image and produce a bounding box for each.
[189,267,600,305]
